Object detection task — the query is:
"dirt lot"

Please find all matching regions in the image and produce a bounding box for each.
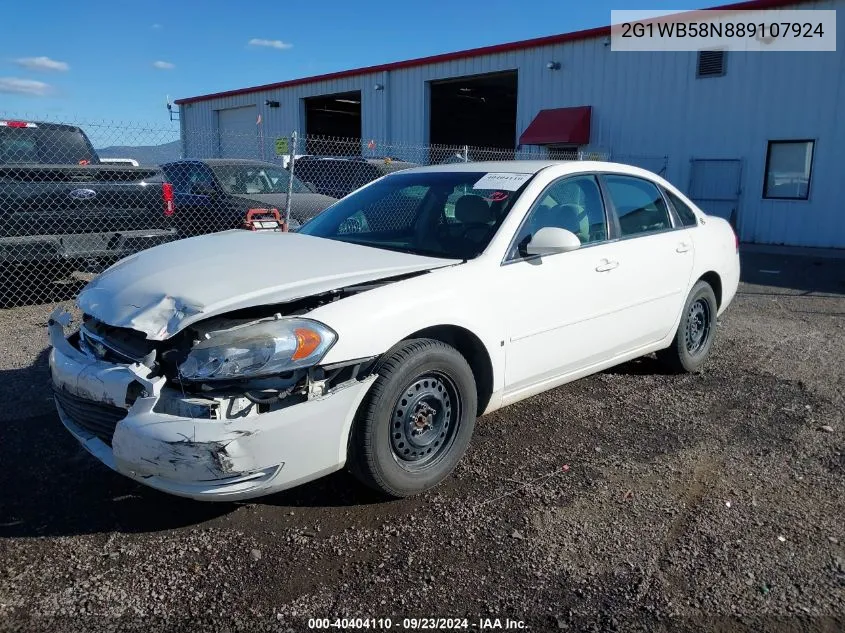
[0,250,842,633]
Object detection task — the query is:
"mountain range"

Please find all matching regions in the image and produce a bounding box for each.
[95,140,181,166]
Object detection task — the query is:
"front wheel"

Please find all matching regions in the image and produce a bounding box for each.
[657,280,718,373]
[349,338,477,498]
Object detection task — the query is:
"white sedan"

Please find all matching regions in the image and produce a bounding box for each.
[48,161,740,501]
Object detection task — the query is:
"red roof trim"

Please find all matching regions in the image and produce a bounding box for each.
[175,0,813,105]
[519,106,592,146]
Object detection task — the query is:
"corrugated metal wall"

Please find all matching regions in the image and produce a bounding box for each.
[180,0,845,247]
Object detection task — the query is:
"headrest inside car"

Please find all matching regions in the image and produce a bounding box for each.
[454,195,493,224]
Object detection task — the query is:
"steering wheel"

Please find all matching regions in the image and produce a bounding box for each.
[338,217,363,234]
[434,221,492,254]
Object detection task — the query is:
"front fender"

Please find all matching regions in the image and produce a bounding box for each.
[307,265,506,399]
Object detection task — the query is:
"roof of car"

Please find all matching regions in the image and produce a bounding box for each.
[187,158,281,167]
[295,156,418,168]
[160,158,656,179]
[402,160,654,177]
[399,160,567,174]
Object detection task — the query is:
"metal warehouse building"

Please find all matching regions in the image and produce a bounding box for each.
[176,0,845,248]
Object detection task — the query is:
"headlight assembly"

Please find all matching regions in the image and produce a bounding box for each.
[178,317,337,381]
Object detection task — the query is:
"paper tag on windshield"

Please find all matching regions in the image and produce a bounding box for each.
[472,172,533,191]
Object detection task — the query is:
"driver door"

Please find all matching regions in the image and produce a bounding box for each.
[498,174,625,400]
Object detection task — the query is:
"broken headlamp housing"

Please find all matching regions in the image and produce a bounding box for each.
[178,317,337,381]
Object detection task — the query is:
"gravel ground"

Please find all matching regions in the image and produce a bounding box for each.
[0,251,842,633]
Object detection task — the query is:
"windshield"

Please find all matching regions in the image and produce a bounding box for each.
[210,164,311,195]
[0,127,98,165]
[297,170,535,259]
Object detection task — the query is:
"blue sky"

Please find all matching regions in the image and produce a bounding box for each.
[1,0,721,127]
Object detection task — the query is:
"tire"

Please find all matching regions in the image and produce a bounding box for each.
[657,280,718,373]
[349,338,477,498]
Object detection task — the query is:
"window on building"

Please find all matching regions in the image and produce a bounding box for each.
[763,140,814,200]
[664,189,699,227]
[697,50,726,77]
[602,175,673,237]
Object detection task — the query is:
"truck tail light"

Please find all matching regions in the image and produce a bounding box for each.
[162,182,175,216]
[0,120,37,128]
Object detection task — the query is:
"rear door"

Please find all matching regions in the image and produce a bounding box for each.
[597,173,695,351]
[166,162,232,236]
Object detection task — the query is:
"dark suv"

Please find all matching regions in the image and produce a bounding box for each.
[292,156,417,199]
[159,159,337,235]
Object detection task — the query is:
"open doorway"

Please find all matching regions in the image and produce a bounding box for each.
[429,71,517,163]
[304,91,362,155]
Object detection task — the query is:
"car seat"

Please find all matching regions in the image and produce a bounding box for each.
[440,194,494,246]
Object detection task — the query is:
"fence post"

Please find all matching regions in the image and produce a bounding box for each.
[284,130,297,229]
[463,145,469,163]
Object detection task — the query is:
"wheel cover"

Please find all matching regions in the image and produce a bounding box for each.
[390,371,461,471]
[685,298,712,355]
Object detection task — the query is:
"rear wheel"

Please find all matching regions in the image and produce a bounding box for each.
[657,280,718,373]
[349,338,477,497]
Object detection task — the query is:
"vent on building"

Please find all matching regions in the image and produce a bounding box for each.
[697,50,726,77]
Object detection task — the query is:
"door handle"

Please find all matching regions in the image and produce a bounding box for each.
[595,259,619,272]
[676,242,691,253]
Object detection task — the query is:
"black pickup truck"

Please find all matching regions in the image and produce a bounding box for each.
[0,120,177,281]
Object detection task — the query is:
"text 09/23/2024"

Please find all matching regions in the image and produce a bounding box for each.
[307,617,527,630]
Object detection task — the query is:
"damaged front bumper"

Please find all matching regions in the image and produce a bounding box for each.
[47,309,376,501]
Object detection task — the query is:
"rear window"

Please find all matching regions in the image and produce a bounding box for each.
[0,126,98,165]
[295,159,376,191]
[664,189,699,227]
[209,164,310,194]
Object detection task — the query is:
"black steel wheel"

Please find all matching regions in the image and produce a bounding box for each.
[389,371,461,471]
[684,298,712,355]
[657,280,719,373]
[349,338,477,497]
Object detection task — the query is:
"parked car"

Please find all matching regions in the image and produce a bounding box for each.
[48,160,739,501]
[292,156,417,199]
[281,154,308,170]
[158,159,337,235]
[0,120,177,279]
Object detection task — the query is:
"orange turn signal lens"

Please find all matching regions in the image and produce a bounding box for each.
[292,327,322,360]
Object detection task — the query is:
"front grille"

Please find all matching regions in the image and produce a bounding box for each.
[53,387,128,446]
[79,317,156,364]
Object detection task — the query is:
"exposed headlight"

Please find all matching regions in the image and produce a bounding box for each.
[178,318,336,381]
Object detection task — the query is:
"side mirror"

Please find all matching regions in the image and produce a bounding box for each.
[524,227,581,256]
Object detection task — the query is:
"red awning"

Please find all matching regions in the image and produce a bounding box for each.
[519,106,592,146]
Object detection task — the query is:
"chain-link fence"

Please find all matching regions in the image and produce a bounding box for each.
[0,113,669,308]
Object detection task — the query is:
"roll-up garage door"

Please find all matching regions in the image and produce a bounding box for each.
[217,105,259,158]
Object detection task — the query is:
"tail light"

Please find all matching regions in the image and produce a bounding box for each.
[162,182,175,216]
[0,120,37,128]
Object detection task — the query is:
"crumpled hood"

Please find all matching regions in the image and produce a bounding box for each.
[77,230,457,340]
